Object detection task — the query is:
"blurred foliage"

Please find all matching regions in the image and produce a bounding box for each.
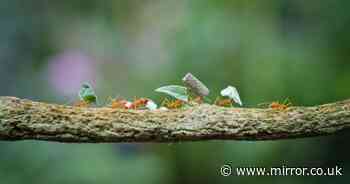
[0,0,350,183]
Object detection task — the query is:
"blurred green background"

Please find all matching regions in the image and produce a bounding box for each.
[1,0,350,183]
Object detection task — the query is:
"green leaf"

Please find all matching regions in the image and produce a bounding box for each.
[155,85,188,102]
[79,83,97,104]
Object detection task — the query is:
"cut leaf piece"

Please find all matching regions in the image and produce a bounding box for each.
[155,85,188,102]
[220,86,242,106]
[146,100,158,110]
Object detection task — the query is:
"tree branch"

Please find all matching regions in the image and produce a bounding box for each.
[0,96,350,143]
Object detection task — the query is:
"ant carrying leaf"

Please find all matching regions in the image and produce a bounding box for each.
[74,83,97,108]
[155,86,188,109]
[155,73,211,108]
[215,86,243,107]
[79,83,97,104]
[220,86,242,106]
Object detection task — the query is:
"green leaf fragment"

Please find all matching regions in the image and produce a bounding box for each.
[155,85,189,102]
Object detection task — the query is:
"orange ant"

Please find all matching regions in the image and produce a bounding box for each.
[214,97,233,107]
[130,98,149,109]
[270,102,289,110]
[73,100,90,108]
[111,97,150,110]
[161,98,184,109]
[269,98,292,110]
[111,98,130,109]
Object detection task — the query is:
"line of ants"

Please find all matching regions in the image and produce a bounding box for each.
[74,96,292,111]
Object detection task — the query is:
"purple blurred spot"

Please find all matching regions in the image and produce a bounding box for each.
[48,51,96,96]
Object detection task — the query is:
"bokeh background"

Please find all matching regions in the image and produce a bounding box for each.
[1,0,350,183]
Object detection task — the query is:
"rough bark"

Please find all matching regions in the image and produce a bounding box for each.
[0,96,349,143]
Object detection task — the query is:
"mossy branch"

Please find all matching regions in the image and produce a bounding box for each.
[0,96,350,143]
